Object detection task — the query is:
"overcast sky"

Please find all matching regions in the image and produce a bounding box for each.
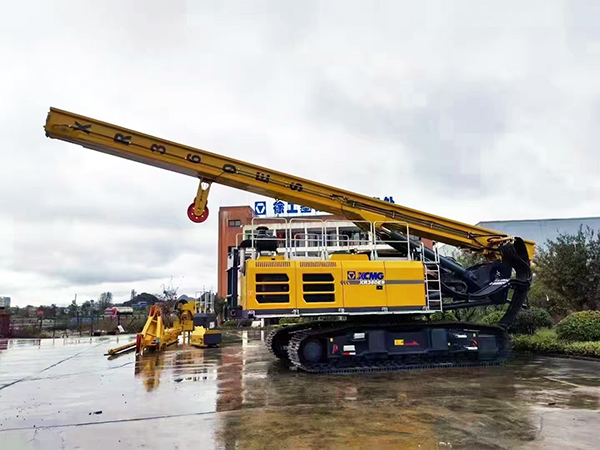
[2,1,599,307]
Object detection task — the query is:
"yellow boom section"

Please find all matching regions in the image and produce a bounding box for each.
[44,107,535,257]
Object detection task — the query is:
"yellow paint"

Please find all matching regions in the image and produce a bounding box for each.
[243,259,297,311]
[394,339,405,346]
[241,257,427,312]
[295,261,343,310]
[385,261,426,307]
[342,260,386,308]
[190,326,221,348]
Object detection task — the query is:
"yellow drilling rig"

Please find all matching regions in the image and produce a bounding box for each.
[45,107,534,373]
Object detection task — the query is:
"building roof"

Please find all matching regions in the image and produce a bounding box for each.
[476,217,600,248]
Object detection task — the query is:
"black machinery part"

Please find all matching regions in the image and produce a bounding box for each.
[275,320,510,374]
[381,230,531,329]
[193,313,218,328]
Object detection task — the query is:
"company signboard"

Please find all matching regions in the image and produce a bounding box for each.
[254,197,395,218]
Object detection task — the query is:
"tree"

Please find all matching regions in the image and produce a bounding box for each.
[80,300,92,317]
[158,278,178,302]
[132,292,159,305]
[452,249,486,268]
[67,299,78,317]
[98,292,113,310]
[214,295,226,323]
[130,289,137,301]
[534,227,600,315]
[156,279,179,327]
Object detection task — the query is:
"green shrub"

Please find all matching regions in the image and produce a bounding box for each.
[480,308,554,335]
[279,317,310,325]
[481,310,505,325]
[509,308,554,335]
[562,341,600,358]
[512,328,562,353]
[512,328,600,358]
[556,311,600,342]
[428,311,458,322]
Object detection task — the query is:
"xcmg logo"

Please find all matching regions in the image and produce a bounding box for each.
[347,271,384,280]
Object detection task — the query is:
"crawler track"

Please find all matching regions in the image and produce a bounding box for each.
[283,321,510,374]
[266,322,322,360]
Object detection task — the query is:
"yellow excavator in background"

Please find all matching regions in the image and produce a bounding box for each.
[107,299,221,357]
[45,107,534,373]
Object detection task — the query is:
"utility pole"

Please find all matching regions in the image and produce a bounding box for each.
[90,299,95,337]
[73,294,82,337]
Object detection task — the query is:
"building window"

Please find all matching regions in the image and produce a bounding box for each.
[228,219,242,227]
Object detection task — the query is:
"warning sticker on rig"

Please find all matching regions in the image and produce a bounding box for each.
[394,339,404,346]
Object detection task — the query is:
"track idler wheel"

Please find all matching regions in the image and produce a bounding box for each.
[302,339,324,363]
[187,197,209,223]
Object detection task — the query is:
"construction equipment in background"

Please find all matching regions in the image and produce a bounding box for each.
[46,108,534,373]
[107,299,221,357]
[107,340,137,356]
[190,312,222,348]
[135,305,181,354]
[190,326,222,348]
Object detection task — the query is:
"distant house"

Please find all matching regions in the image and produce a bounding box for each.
[0,297,10,310]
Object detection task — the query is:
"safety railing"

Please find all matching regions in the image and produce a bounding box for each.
[289,233,328,259]
[371,221,412,260]
[323,220,375,257]
[424,248,442,311]
[288,218,327,258]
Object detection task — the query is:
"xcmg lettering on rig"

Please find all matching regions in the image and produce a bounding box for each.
[348,271,385,280]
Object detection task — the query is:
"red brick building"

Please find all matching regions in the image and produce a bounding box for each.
[217,206,255,297]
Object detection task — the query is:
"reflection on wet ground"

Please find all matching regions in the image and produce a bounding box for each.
[0,332,599,449]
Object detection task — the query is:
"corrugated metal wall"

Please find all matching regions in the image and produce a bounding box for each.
[477,217,600,249]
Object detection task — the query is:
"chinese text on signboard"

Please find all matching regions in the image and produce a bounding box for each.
[254,197,394,217]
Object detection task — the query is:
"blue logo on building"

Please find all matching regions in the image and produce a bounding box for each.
[254,200,314,216]
[254,201,267,215]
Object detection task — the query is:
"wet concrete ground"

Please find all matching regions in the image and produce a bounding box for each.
[0,332,599,450]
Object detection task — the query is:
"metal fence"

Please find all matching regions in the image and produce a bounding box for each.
[7,313,149,338]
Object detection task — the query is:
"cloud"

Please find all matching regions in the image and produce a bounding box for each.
[2,0,600,305]
[312,79,510,196]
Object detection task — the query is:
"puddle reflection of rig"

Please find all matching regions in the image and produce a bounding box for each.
[107,300,222,357]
